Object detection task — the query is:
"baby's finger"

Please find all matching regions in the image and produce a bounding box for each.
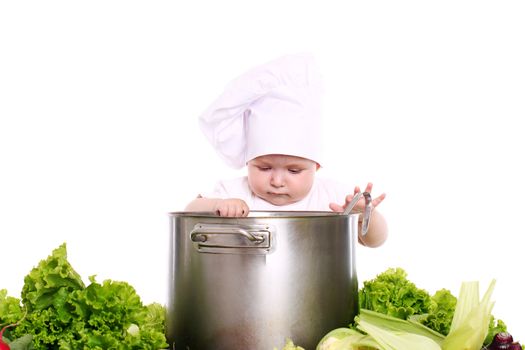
[215,204,224,216]
[237,204,247,217]
[354,186,361,195]
[329,202,344,212]
[229,205,240,217]
[233,203,244,217]
[345,194,358,209]
[372,193,386,207]
[365,182,373,193]
[221,205,232,217]
[224,204,237,217]
[240,201,249,217]
[217,206,227,216]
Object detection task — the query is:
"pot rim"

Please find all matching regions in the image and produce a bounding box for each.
[169,210,360,218]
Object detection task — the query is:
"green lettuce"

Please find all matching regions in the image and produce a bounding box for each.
[0,289,24,327]
[484,317,507,346]
[359,267,506,344]
[10,243,168,350]
[21,243,85,314]
[409,288,457,335]
[359,268,432,319]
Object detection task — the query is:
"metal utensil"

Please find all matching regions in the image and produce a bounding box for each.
[342,192,372,236]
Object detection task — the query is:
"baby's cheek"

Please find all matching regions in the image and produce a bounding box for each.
[248,178,266,197]
[291,183,310,200]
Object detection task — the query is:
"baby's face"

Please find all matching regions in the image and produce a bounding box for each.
[247,154,318,206]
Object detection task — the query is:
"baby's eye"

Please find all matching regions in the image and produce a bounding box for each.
[288,169,302,174]
[258,166,271,171]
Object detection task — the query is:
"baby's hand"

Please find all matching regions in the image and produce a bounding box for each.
[215,198,250,217]
[329,183,386,213]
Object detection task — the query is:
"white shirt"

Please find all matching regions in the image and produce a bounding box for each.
[201,176,351,211]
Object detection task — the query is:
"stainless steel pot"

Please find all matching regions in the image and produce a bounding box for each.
[166,211,362,350]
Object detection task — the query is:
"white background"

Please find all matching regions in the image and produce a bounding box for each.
[1,0,524,343]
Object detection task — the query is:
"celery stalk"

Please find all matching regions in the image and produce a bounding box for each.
[355,310,442,350]
[357,319,442,350]
[441,279,496,350]
[358,309,445,345]
[317,310,445,350]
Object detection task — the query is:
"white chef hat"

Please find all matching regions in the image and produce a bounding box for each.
[199,53,324,169]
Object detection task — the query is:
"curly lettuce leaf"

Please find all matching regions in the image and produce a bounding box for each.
[484,317,507,345]
[63,277,167,349]
[409,288,457,335]
[0,289,24,326]
[424,289,457,334]
[359,268,432,319]
[21,243,85,313]
[12,243,167,349]
[143,302,166,331]
[358,268,506,344]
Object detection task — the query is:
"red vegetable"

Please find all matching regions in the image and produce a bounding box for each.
[494,332,514,345]
[0,308,27,350]
[489,332,522,350]
[0,324,13,350]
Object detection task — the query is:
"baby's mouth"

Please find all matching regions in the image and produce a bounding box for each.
[267,192,288,197]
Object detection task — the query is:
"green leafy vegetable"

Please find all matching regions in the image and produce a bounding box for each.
[441,280,496,350]
[423,289,457,334]
[3,335,34,350]
[484,317,507,346]
[359,267,507,344]
[357,318,441,350]
[0,290,24,327]
[21,244,85,314]
[359,268,432,319]
[7,243,167,349]
[357,309,445,345]
[409,288,457,335]
[316,310,444,350]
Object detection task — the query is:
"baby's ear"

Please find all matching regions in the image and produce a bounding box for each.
[316,163,321,171]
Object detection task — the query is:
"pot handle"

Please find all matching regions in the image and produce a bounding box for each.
[191,226,265,243]
[190,223,273,254]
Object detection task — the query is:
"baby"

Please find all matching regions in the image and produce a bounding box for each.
[185,54,388,247]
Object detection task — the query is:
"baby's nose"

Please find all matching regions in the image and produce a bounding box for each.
[270,172,285,187]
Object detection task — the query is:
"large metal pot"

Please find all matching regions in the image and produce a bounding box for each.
[166,211,361,350]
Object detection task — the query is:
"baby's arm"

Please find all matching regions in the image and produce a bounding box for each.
[357,209,388,247]
[329,183,388,247]
[185,197,249,217]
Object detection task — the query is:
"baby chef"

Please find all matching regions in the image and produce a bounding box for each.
[185,53,388,247]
